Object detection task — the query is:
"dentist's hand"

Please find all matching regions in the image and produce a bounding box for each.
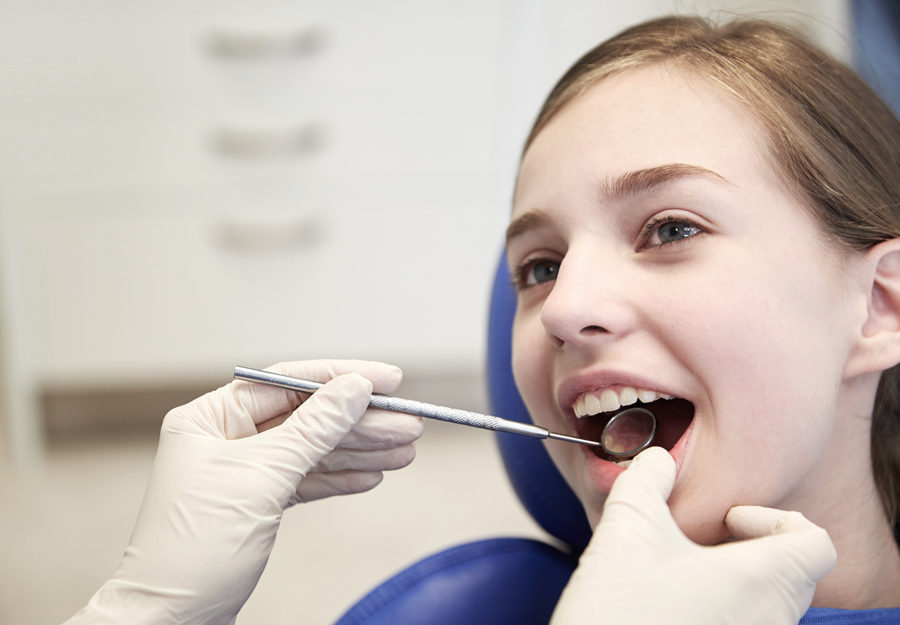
[551,447,837,625]
[66,360,423,625]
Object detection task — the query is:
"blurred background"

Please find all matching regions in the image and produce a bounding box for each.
[0,0,884,623]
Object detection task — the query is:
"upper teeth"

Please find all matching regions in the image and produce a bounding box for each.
[573,387,674,418]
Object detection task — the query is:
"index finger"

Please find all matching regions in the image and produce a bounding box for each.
[725,506,837,582]
[600,447,678,534]
[233,360,403,426]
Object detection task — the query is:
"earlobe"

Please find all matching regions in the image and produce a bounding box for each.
[847,239,900,378]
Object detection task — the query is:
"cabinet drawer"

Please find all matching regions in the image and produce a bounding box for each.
[21,183,500,384]
[0,1,505,195]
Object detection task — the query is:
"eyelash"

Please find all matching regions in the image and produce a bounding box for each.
[511,215,706,291]
[510,257,557,292]
[640,214,706,250]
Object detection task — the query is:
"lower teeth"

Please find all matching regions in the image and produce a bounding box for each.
[614,459,633,468]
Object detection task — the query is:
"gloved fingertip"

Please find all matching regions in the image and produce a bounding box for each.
[319,373,374,422]
[409,415,426,438]
[630,446,676,471]
[604,446,676,511]
[371,364,403,394]
[356,470,384,492]
[342,372,374,395]
[725,505,837,581]
[280,372,374,446]
[726,505,800,540]
[623,447,676,491]
[763,509,838,575]
[387,364,403,386]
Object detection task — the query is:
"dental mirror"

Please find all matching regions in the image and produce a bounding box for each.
[601,407,658,458]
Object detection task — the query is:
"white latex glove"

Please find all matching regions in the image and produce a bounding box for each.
[552,447,837,625]
[66,360,423,625]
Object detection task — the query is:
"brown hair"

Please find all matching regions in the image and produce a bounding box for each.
[524,15,900,543]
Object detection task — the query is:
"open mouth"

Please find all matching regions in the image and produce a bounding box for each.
[571,393,695,463]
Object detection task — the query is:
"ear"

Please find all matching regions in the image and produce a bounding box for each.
[845,239,900,379]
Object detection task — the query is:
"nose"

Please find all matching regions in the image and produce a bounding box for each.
[539,246,637,349]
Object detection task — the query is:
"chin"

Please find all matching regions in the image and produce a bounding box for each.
[670,499,731,545]
[578,485,731,546]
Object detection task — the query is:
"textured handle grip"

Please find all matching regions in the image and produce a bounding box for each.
[369,395,503,431]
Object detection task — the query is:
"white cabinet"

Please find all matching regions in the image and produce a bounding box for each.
[20,179,498,380]
[0,1,513,468]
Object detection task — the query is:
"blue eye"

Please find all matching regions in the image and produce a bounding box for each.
[516,260,559,288]
[646,217,704,247]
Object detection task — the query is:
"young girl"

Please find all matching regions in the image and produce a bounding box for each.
[505,14,900,622]
[66,14,900,625]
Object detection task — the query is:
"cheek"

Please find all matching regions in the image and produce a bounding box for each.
[665,238,847,415]
[511,308,591,503]
[511,309,555,427]
[662,252,848,540]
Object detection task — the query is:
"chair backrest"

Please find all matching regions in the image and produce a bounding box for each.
[335,537,577,625]
[486,254,592,552]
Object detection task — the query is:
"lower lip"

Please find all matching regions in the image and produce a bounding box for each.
[582,418,695,494]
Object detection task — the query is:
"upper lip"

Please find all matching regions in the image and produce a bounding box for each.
[556,368,683,415]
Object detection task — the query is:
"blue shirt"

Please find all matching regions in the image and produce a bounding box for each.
[802,608,900,623]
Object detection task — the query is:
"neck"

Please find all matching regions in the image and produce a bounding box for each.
[810,493,900,609]
[802,373,900,609]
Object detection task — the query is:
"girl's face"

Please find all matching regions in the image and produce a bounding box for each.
[508,65,865,544]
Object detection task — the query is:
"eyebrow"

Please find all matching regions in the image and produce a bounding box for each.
[505,210,552,246]
[506,163,730,245]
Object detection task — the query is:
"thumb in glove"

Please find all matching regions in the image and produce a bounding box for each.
[66,365,386,625]
[552,447,836,625]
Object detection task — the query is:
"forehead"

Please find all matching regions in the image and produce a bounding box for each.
[513,65,774,217]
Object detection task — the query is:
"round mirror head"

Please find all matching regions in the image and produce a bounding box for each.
[601,407,657,458]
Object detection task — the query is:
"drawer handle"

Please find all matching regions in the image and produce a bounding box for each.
[207,26,327,59]
[213,215,321,252]
[211,123,326,158]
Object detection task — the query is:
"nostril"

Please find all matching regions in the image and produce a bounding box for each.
[580,325,608,335]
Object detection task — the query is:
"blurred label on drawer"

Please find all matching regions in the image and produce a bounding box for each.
[211,122,328,158]
[207,26,329,59]
[212,214,323,252]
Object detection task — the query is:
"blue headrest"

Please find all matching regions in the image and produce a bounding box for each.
[486,254,592,552]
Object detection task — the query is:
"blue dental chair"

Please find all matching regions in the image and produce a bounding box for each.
[334,256,592,625]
